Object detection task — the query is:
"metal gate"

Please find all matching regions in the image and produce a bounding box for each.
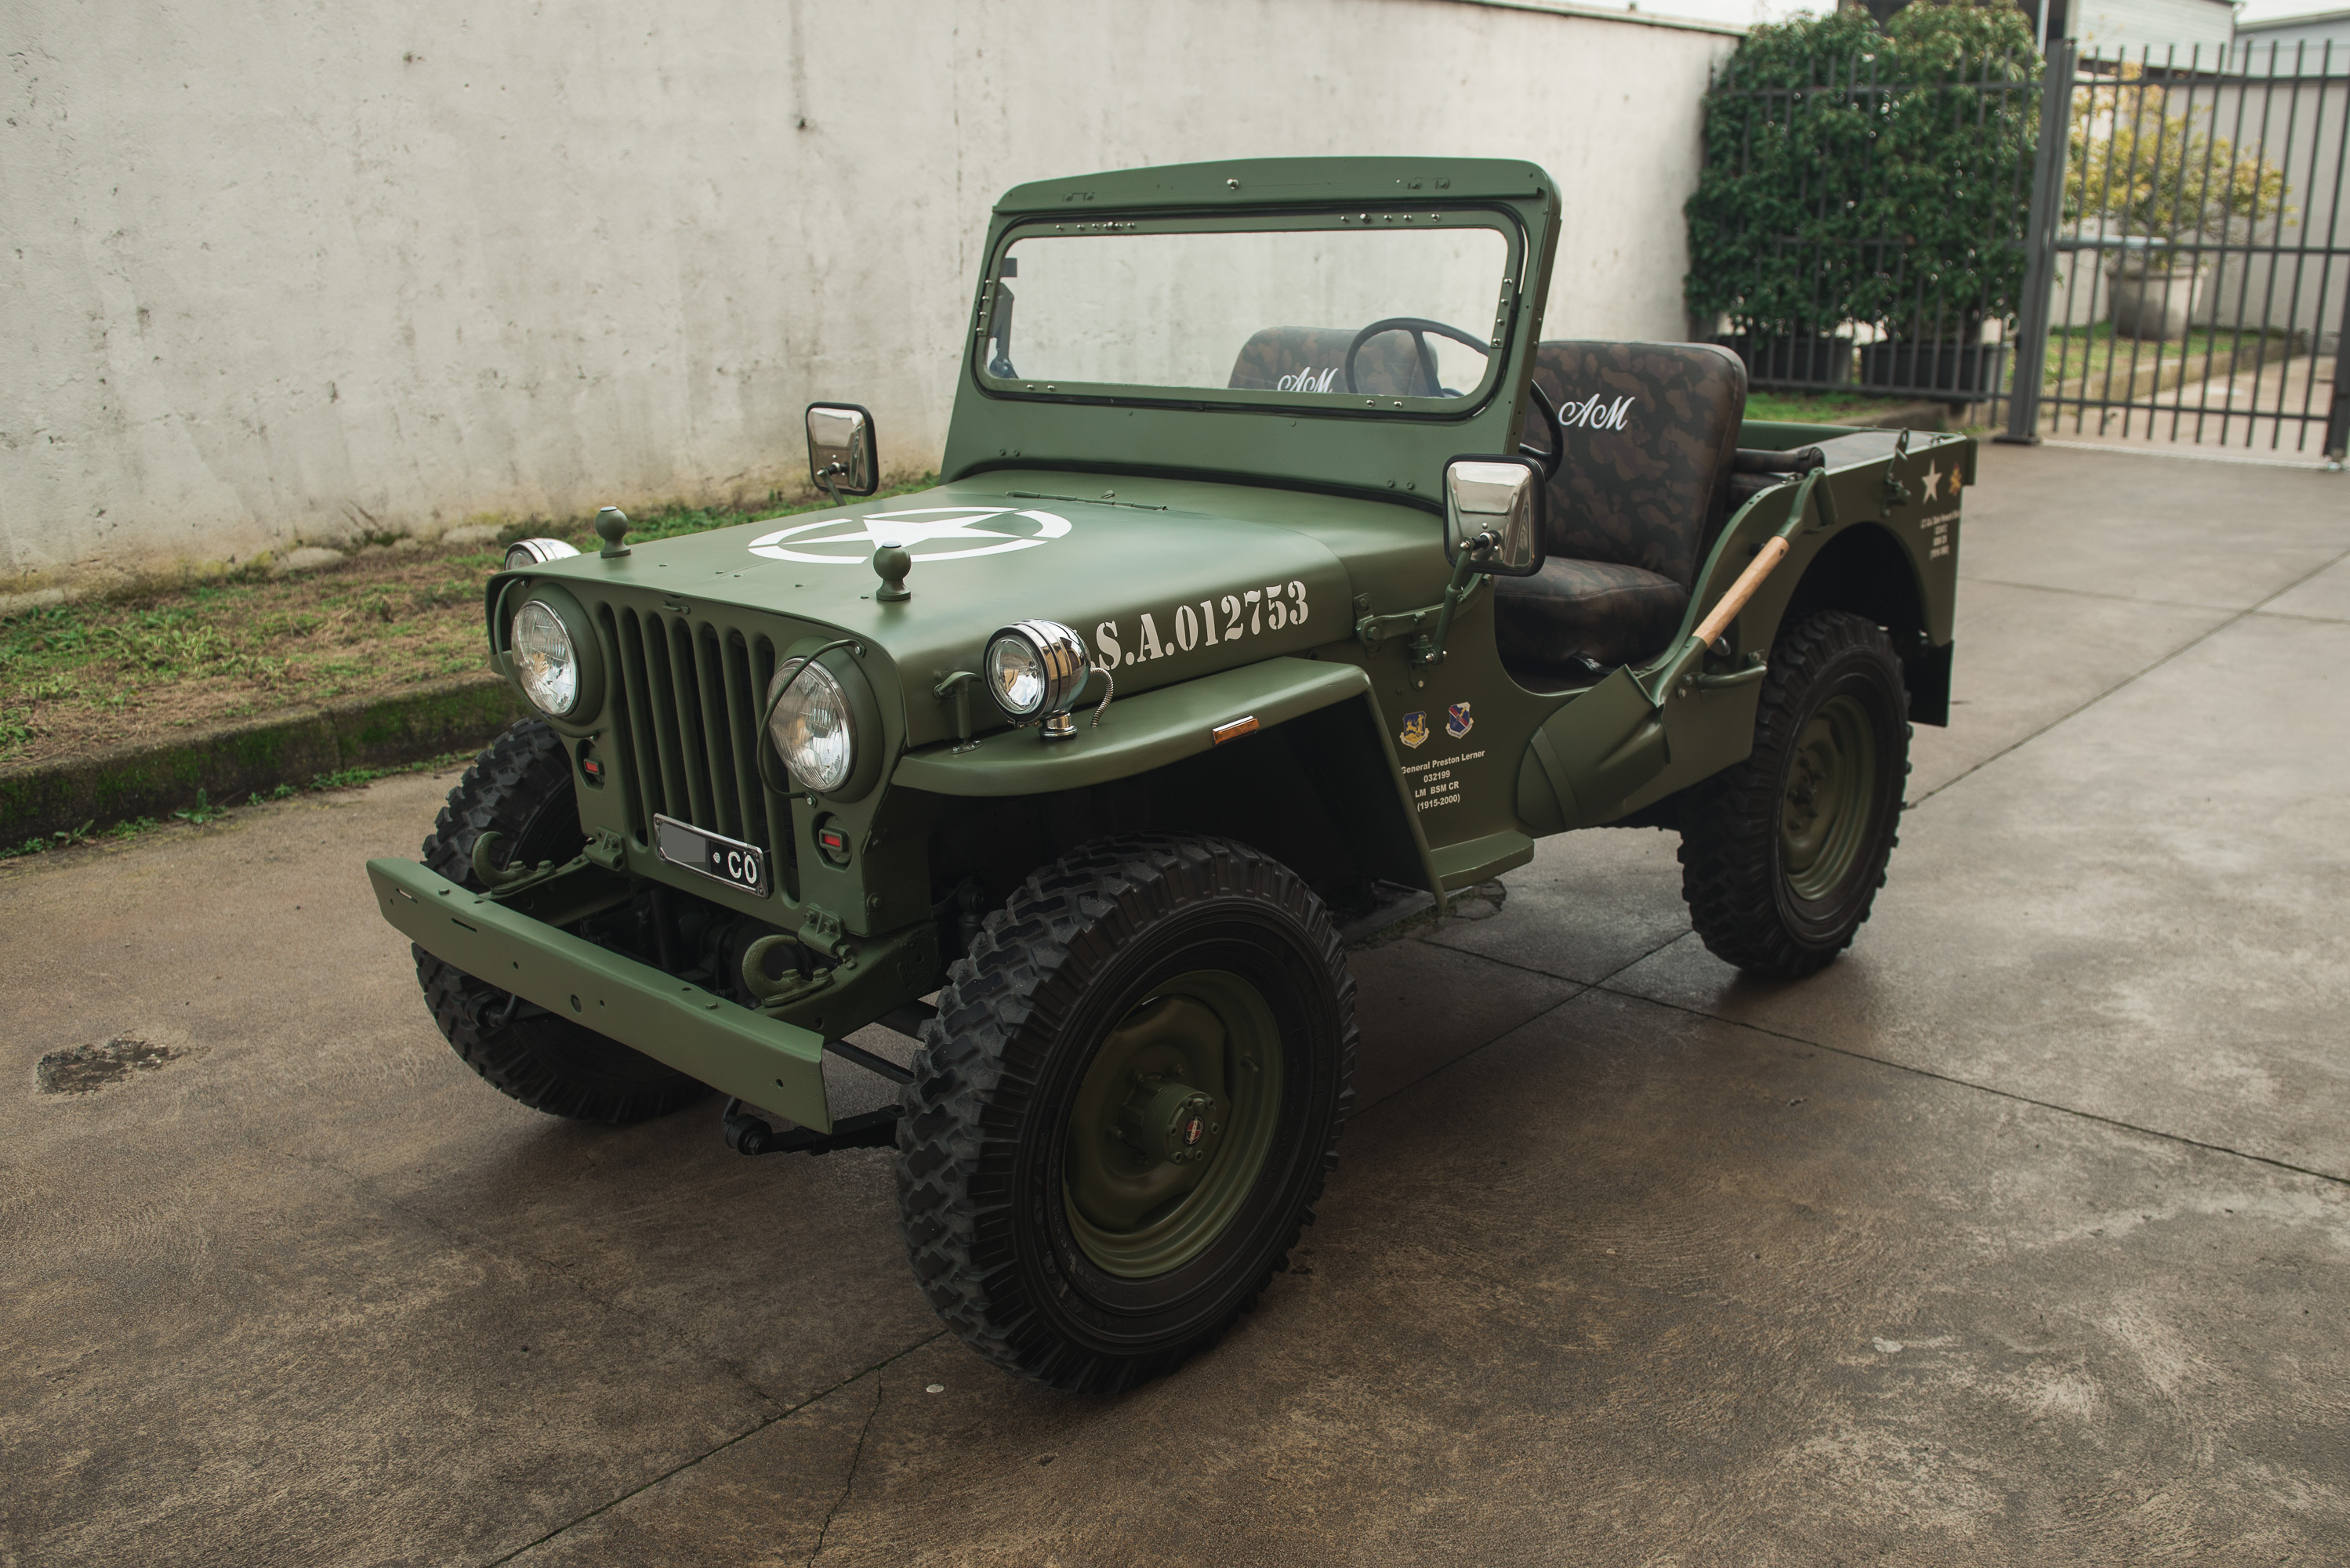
[2004,39,2350,460]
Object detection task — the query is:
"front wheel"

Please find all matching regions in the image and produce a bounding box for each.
[1677,611,1912,978]
[895,835,1355,1393]
[414,719,709,1124]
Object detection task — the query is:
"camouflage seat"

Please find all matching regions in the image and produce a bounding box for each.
[1494,340,1746,676]
[1228,326,1442,397]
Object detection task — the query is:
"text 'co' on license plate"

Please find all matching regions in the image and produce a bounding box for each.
[652,813,769,896]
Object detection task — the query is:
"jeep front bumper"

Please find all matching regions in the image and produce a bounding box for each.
[365,857,832,1129]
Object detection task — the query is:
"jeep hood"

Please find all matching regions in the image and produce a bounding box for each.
[513,472,1438,749]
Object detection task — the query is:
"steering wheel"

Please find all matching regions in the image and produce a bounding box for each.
[1521,378,1563,480]
[1342,316,1564,480]
[1344,316,1488,400]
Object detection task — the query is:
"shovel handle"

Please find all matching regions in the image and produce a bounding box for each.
[1691,466,1830,649]
[1692,535,1791,649]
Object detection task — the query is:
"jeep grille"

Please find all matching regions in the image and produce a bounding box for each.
[591,600,797,896]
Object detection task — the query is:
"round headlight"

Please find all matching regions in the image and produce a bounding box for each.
[986,635,1046,717]
[767,658,855,794]
[511,599,579,716]
[503,537,580,570]
[983,621,1090,722]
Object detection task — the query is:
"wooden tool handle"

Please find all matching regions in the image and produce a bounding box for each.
[1692,535,1790,649]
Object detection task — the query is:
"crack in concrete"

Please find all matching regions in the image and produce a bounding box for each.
[807,1374,886,1566]
[1957,572,2251,614]
[224,1123,797,1419]
[1911,538,2350,810]
[1591,969,2350,1190]
[1411,922,2350,1191]
[481,1331,945,1567]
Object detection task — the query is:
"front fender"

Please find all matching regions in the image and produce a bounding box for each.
[891,656,1445,895]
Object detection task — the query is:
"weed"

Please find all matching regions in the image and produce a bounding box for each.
[310,766,382,791]
[173,788,230,825]
[0,818,96,860]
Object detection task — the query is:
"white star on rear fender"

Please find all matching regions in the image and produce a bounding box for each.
[1920,465,1942,501]
[749,506,1072,564]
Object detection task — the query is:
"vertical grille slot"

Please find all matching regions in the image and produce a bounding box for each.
[693,624,742,838]
[615,609,669,827]
[594,606,650,841]
[719,631,767,849]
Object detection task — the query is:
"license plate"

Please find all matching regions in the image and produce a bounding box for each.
[652,813,769,896]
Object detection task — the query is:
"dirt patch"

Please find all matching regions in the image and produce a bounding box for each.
[1,480,936,780]
[2,544,509,774]
[37,1035,200,1095]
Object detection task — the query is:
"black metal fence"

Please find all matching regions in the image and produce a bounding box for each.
[1688,38,2041,422]
[2005,41,2350,458]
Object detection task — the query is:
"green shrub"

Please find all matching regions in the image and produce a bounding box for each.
[1686,0,2041,341]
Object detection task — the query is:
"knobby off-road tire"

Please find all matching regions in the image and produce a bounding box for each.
[897,835,1356,1393]
[412,718,707,1123]
[1677,611,1911,979]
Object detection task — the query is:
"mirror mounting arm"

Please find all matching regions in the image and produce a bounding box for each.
[1412,531,1494,668]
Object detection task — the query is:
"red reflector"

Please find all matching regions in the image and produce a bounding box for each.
[819,829,846,850]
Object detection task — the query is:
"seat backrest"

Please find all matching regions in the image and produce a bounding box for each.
[1524,341,1746,586]
[1230,326,1439,397]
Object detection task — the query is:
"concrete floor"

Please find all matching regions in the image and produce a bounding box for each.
[2034,348,2341,463]
[5,443,2348,1566]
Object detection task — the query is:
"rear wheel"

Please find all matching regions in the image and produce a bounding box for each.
[413,719,708,1123]
[895,835,1355,1392]
[1677,611,1911,978]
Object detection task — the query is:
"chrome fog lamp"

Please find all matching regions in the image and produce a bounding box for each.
[511,599,581,717]
[503,538,580,570]
[766,657,857,793]
[984,620,1092,740]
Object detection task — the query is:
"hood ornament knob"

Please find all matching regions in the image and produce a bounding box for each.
[594,506,632,558]
[872,541,912,602]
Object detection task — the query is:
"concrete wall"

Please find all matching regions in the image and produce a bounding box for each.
[0,0,1735,591]
[2071,0,2236,59]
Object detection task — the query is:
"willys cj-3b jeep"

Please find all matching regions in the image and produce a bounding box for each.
[368,158,1966,1392]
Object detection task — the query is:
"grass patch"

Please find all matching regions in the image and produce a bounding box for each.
[1745,389,1920,424]
[2040,324,2292,394]
[0,476,934,773]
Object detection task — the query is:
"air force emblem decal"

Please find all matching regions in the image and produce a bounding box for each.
[1445,703,1474,740]
[749,506,1072,565]
[1400,711,1429,749]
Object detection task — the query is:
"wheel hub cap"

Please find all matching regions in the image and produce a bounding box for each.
[1780,693,1879,904]
[1062,970,1284,1279]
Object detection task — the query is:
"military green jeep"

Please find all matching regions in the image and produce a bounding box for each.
[369,158,1964,1392]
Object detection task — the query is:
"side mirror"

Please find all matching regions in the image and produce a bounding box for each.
[1443,457,1547,577]
[805,403,879,499]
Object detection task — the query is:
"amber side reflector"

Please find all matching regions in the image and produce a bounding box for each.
[1211,715,1259,745]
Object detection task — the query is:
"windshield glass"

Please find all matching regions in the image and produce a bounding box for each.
[985,216,1516,405]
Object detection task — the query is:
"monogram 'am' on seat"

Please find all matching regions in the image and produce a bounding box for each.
[1228,325,1449,397]
[1496,340,1746,681]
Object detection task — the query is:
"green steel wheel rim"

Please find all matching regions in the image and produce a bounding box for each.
[1062,969,1286,1280]
[1780,693,1879,904]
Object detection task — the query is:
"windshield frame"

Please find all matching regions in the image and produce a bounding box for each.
[970,206,1529,422]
